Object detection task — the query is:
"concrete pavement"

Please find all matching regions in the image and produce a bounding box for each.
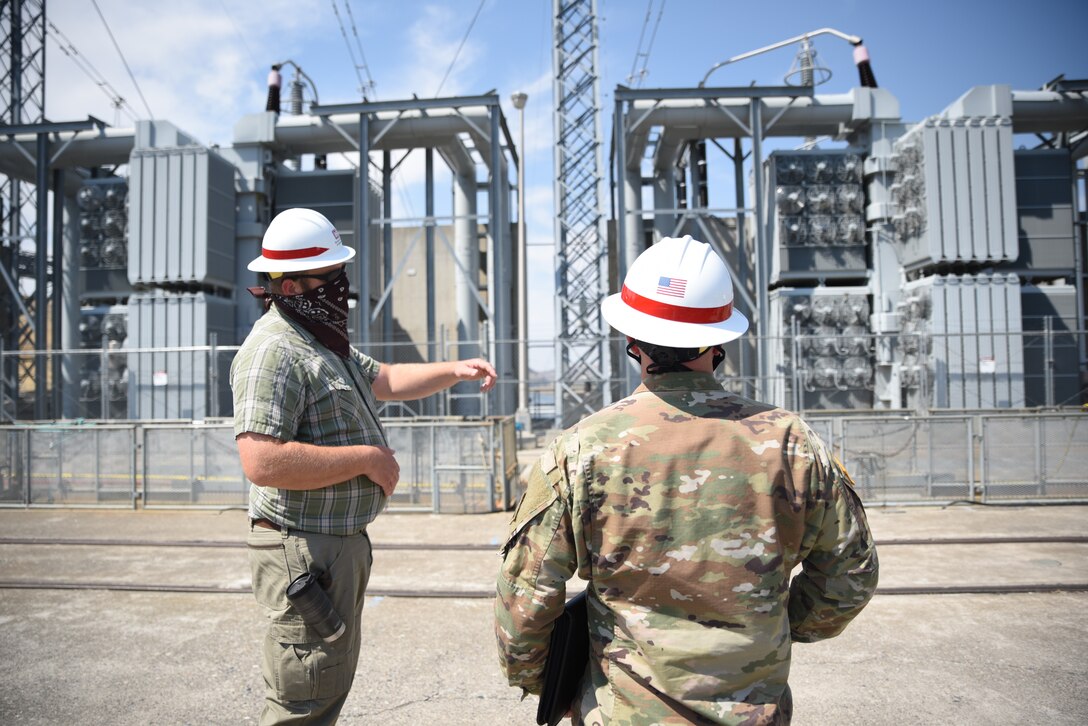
[0,504,1085,725]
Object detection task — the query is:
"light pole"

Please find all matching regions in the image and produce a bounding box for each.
[511,91,530,434]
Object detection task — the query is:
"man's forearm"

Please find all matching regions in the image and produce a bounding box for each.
[376,361,461,400]
[237,435,395,492]
[374,358,496,401]
[788,483,878,641]
[249,441,366,489]
[495,575,551,694]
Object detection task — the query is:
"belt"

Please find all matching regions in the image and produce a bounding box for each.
[251,517,282,531]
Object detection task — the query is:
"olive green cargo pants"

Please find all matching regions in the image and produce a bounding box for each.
[247,522,373,725]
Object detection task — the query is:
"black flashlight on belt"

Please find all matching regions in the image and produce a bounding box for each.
[286,572,345,643]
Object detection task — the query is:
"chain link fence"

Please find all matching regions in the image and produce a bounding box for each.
[800,411,1087,504]
[1,326,1085,508]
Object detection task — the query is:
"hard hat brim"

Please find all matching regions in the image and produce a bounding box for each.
[247,244,356,273]
[602,293,749,348]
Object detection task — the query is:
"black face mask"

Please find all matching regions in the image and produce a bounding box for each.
[248,270,351,357]
[626,340,726,374]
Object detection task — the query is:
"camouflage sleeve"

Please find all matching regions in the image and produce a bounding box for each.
[494,445,578,695]
[788,432,879,643]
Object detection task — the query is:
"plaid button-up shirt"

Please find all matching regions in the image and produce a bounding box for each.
[231,304,388,534]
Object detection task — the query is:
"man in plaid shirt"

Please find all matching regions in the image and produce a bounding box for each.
[232,208,495,724]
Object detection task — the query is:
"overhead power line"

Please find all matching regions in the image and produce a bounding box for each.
[433,0,485,98]
[45,19,139,125]
[330,0,375,100]
[627,0,666,88]
[90,0,154,118]
[341,1,377,99]
[330,1,365,97]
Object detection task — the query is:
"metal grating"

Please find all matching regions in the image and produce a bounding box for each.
[552,0,611,428]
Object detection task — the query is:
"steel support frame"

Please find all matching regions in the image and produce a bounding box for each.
[553,0,612,429]
[310,94,516,416]
[0,117,100,421]
[1,0,46,421]
[613,85,817,401]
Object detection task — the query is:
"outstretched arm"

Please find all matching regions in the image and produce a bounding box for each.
[372,358,497,401]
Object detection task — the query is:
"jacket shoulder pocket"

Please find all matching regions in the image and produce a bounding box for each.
[500,449,563,556]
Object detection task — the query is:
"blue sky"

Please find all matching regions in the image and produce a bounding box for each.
[46,0,1088,367]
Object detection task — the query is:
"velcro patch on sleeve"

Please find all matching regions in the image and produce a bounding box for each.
[511,463,561,531]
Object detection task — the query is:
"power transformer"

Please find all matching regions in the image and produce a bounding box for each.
[126,292,235,420]
[128,146,236,290]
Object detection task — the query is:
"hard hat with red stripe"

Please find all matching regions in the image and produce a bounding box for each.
[601,235,749,347]
[248,208,355,273]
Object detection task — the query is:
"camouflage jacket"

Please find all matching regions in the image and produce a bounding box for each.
[495,372,878,725]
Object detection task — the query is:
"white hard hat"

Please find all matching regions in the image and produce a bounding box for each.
[248,208,356,273]
[601,235,749,347]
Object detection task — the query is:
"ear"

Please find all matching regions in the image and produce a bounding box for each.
[279,277,303,296]
[625,337,640,355]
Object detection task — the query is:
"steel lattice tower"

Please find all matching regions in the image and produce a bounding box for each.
[0,0,46,421]
[552,0,611,429]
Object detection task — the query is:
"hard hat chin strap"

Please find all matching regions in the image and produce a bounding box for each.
[711,346,726,370]
[627,340,725,374]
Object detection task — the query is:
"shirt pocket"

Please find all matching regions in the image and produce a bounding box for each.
[303,378,370,441]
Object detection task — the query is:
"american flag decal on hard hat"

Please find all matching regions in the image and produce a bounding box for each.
[656,276,687,298]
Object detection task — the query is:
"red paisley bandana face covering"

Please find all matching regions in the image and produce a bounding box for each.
[249,271,351,357]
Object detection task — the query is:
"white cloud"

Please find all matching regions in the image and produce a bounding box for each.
[46,0,327,145]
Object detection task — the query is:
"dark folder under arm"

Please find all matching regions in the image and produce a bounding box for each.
[536,589,590,726]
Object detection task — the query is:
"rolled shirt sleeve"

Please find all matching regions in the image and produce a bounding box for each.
[231,336,305,440]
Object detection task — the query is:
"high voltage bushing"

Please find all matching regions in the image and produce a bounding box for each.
[77,305,129,417]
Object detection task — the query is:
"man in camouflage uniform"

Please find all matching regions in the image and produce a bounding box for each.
[496,236,878,725]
